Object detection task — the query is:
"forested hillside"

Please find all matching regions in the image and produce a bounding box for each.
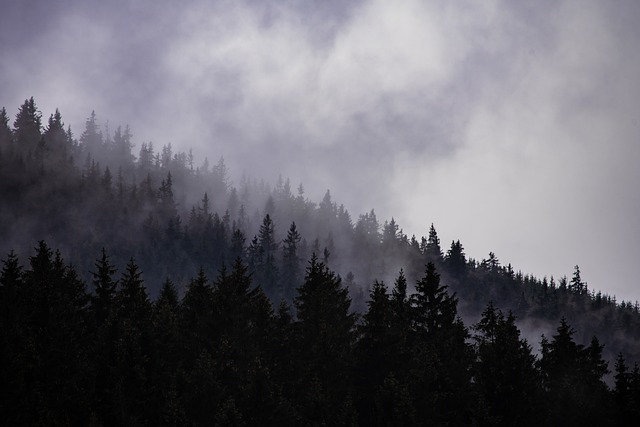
[2,98,640,424]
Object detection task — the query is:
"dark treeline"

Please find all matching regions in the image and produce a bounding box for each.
[2,244,640,425]
[2,98,640,424]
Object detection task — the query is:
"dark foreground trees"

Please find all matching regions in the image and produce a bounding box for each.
[0,245,633,425]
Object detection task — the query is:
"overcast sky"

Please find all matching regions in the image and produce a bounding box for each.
[2,0,640,302]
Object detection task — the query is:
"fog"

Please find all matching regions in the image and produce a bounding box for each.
[2,0,640,302]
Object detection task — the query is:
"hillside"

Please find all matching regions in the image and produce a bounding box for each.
[2,98,640,424]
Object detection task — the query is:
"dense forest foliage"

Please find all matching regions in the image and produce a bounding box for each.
[2,98,640,424]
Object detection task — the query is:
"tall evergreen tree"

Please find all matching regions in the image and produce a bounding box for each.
[410,262,473,425]
[44,109,65,144]
[90,248,118,326]
[13,97,42,153]
[423,223,443,263]
[293,254,356,424]
[0,107,13,151]
[472,302,541,426]
[539,318,612,426]
[614,353,634,423]
[282,221,302,298]
[0,251,27,423]
[80,110,103,161]
[256,214,280,298]
[107,258,153,424]
[444,239,467,280]
[180,267,215,358]
[354,280,394,424]
[149,279,185,425]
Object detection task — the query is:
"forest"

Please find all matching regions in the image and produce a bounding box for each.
[1,98,640,425]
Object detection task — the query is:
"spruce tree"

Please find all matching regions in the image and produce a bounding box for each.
[282,221,302,298]
[410,262,473,425]
[90,248,118,326]
[149,279,184,425]
[112,258,152,424]
[539,318,612,426]
[293,254,356,424]
[354,280,394,424]
[424,223,443,263]
[0,107,12,151]
[472,302,541,426]
[257,214,280,298]
[13,97,42,153]
[445,239,467,280]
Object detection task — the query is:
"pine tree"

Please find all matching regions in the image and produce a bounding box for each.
[410,262,473,425]
[570,265,586,295]
[90,248,118,326]
[13,97,42,153]
[256,214,280,298]
[112,258,152,424]
[111,125,133,167]
[80,110,103,160]
[539,318,612,426]
[293,254,356,424]
[180,267,215,358]
[149,279,184,425]
[424,223,443,263]
[282,221,302,299]
[445,239,467,280]
[614,353,631,422]
[44,109,66,148]
[1,244,92,424]
[389,269,412,374]
[472,302,541,426]
[0,107,13,151]
[213,258,280,423]
[0,251,31,423]
[88,248,122,425]
[354,280,394,424]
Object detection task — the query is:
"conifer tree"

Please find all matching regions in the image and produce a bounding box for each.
[257,214,280,298]
[91,248,118,326]
[180,267,215,357]
[149,279,184,425]
[282,221,302,297]
[410,262,473,425]
[0,107,13,151]
[614,353,632,423]
[389,269,412,374]
[539,318,612,425]
[354,280,394,424]
[0,244,92,424]
[473,302,541,426]
[293,254,356,424]
[80,110,103,160]
[44,109,66,147]
[110,258,152,424]
[13,97,42,152]
[0,251,31,423]
[570,265,586,294]
[424,223,443,263]
[445,239,467,280]
[111,125,133,167]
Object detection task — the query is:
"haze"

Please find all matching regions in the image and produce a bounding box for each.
[2,0,640,302]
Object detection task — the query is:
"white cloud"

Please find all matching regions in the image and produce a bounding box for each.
[391,0,640,302]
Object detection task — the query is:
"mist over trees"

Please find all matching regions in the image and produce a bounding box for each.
[2,98,640,424]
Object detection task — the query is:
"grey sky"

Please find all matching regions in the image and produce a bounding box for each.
[2,0,640,302]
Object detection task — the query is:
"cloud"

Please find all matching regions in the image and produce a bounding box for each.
[391,0,640,302]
